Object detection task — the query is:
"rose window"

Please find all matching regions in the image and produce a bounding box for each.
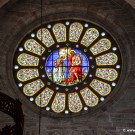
[13,20,122,115]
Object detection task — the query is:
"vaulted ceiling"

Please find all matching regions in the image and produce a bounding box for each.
[0,0,135,9]
[125,0,135,8]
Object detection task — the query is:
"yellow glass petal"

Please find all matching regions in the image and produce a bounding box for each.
[96,53,118,66]
[81,28,99,47]
[68,92,83,112]
[24,39,45,56]
[80,87,99,107]
[17,69,39,82]
[35,88,54,107]
[37,28,55,47]
[96,68,118,81]
[23,79,44,96]
[53,23,66,42]
[90,79,111,96]
[17,53,39,66]
[90,38,111,55]
[69,22,83,42]
[51,93,66,113]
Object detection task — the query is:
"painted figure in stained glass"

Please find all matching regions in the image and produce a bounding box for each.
[45,48,89,86]
[53,55,65,83]
[63,50,83,83]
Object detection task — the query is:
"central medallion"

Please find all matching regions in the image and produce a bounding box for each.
[45,47,89,86]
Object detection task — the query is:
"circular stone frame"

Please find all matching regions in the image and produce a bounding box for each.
[7,12,130,117]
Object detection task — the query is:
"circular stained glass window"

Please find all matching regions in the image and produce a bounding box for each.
[13,20,122,115]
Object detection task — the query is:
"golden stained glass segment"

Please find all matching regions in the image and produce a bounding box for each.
[24,39,45,56]
[80,87,99,107]
[17,53,39,66]
[17,69,39,82]
[51,93,65,113]
[68,92,83,112]
[37,28,55,47]
[23,79,44,96]
[96,53,118,66]
[96,68,118,81]
[35,88,54,107]
[69,22,83,42]
[53,23,66,42]
[90,79,111,96]
[81,28,99,47]
[90,38,111,55]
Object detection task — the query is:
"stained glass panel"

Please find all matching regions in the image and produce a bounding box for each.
[96,68,118,81]
[53,23,66,42]
[35,88,54,107]
[90,79,111,96]
[81,28,99,47]
[37,28,55,47]
[90,38,111,55]
[17,69,39,82]
[68,92,82,112]
[45,48,89,86]
[51,93,65,113]
[69,22,83,42]
[96,53,118,66]
[80,88,99,107]
[24,39,45,55]
[23,79,44,96]
[17,53,39,66]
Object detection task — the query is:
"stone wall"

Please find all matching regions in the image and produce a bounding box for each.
[0,0,135,135]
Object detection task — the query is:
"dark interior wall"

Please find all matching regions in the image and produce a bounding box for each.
[0,0,135,135]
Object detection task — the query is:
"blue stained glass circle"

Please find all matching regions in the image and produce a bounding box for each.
[45,48,89,86]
